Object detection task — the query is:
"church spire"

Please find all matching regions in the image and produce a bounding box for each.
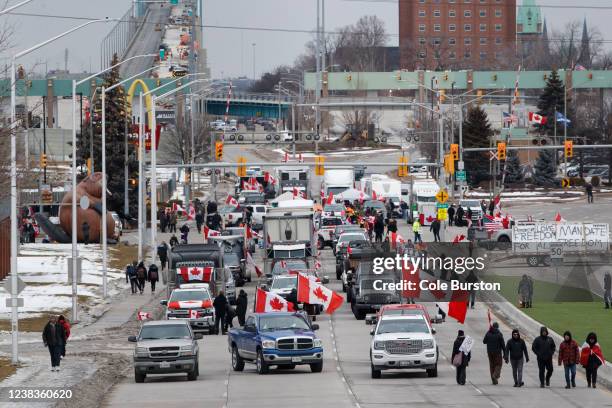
[578,17,591,68]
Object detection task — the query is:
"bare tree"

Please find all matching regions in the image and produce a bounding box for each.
[162,113,212,167]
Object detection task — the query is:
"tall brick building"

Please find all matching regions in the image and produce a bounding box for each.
[399,0,517,70]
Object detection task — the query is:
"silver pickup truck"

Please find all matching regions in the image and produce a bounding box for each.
[128,320,202,383]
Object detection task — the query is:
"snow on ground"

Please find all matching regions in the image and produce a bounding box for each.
[273,148,399,159]
[0,244,124,318]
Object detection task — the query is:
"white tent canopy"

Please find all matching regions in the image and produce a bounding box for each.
[336,188,370,201]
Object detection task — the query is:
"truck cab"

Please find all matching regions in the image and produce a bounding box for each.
[227,312,323,374]
[350,259,401,320]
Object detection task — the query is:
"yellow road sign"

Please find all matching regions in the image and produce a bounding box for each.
[561,178,570,188]
[437,208,448,221]
[435,189,449,204]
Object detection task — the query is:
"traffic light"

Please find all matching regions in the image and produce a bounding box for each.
[215,141,224,160]
[564,140,573,158]
[450,144,459,161]
[315,156,325,176]
[129,178,137,187]
[444,154,455,175]
[398,156,409,177]
[497,142,507,160]
[40,153,47,168]
[237,156,247,177]
[396,72,402,81]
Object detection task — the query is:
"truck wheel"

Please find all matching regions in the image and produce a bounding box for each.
[371,364,382,379]
[232,345,245,371]
[352,302,365,320]
[134,370,146,383]
[497,236,511,250]
[310,361,323,373]
[427,365,438,378]
[187,363,198,381]
[256,350,269,374]
[526,256,539,267]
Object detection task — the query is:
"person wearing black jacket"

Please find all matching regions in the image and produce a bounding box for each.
[169,234,179,248]
[148,264,159,293]
[42,315,67,371]
[448,205,455,226]
[505,328,529,387]
[532,326,556,387]
[157,242,168,271]
[236,290,248,326]
[195,211,204,233]
[483,322,506,385]
[430,219,441,242]
[213,291,228,335]
[452,330,471,385]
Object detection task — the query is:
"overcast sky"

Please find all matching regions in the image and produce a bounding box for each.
[3,0,612,78]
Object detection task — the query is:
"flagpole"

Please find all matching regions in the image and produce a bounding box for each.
[564,81,568,175]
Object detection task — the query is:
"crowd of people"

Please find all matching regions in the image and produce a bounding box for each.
[125,260,160,295]
[42,314,71,371]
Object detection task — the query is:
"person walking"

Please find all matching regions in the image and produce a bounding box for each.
[430,218,441,242]
[195,211,204,233]
[483,322,506,385]
[505,329,529,387]
[213,291,228,335]
[148,263,159,293]
[57,315,71,359]
[558,331,580,389]
[452,330,471,385]
[170,211,178,232]
[448,204,455,226]
[412,219,422,244]
[169,234,179,248]
[159,210,167,233]
[157,242,168,271]
[225,303,236,331]
[82,221,90,245]
[236,289,248,326]
[126,262,138,294]
[456,206,465,227]
[586,182,594,203]
[604,272,611,309]
[580,332,605,388]
[518,275,531,308]
[180,224,190,244]
[42,315,66,371]
[532,326,556,388]
[136,261,147,295]
[374,214,385,243]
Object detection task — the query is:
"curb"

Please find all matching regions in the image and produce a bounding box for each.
[484,290,612,390]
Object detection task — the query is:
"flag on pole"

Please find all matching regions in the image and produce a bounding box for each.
[255,288,295,312]
[296,273,343,314]
[528,112,547,125]
[137,311,151,321]
[554,212,566,222]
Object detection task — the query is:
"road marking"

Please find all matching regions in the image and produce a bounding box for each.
[471,385,483,395]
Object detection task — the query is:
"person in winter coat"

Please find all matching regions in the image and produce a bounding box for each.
[452,330,471,385]
[456,206,465,227]
[42,315,67,371]
[580,332,605,388]
[558,331,580,389]
[136,261,147,295]
[483,322,506,385]
[505,329,529,387]
[213,291,228,335]
[430,219,441,242]
[448,205,455,226]
[170,211,178,232]
[518,275,531,308]
[169,234,179,248]
[157,242,168,271]
[57,315,71,358]
[374,214,385,242]
[148,264,159,293]
[412,219,422,244]
[126,262,138,294]
[532,326,556,387]
[180,224,190,244]
[236,290,248,326]
[387,219,397,233]
[225,304,236,331]
[604,272,611,309]
[195,211,204,233]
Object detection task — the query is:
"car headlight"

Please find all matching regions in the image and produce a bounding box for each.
[373,341,385,350]
[261,340,276,349]
[180,345,196,356]
[313,338,323,348]
[423,339,434,349]
[135,347,148,356]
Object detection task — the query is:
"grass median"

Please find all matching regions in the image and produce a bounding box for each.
[485,275,611,354]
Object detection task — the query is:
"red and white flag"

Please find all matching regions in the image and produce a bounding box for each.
[255,288,295,312]
[189,309,200,319]
[187,204,196,221]
[172,202,186,213]
[297,273,343,314]
[298,153,303,163]
[264,171,277,185]
[401,261,421,299]
[246,225,261,240]
[554,212,566,222]
[225,195,239,207]
[320,190,325,200]
[246,251,263,277]
[372,190,378,201]
[314,259,322,270]
[452,234,466,244]
[326,192,334,205]
[179,266,214,283]
[359,190,366,204]
[137,311,151,321]
[437,290,469,324]
[168,299,213,309]
[389,231,406,244]
[528,112,547,125]
[203,225,221,240]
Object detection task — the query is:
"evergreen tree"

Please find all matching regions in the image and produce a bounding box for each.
[77,54,138,216]
[462,106,493,186]
[536,69,573,136]
[533,149,556,186]
[504,150,524,185]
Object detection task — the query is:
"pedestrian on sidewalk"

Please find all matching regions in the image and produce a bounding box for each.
[483,322,506,385]
[57,315,71,359]
[465,269,478,309]
[136,261,147,295]
[452,330,471,385]
[225,303,236,331]
[157,242,168,271]
[126,262,138,294]
[505,329,529,387]
[169,234,179,248]
[412,218,422,244]
[558,331,580,389]
[236,290,248,326]
[448,204,455,226]
[586,182,594,203]
[518,275,531,308]
[195,211,204,232]
[180,224,190,244]
[159,209,167,233]
[580,332,605,388]
[42,315,66,372]
[430,218,441,242]
[213,291,228,335]
[148,263,159,293]
[604,272,611,309]
[532,326,556,388]
[456,206,465,227]
[374,213,385,243]
[170,211,178,232]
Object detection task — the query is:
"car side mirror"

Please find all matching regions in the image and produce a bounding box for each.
[194,333,203,340]
[128,335,137,342]
[311,324,319,331]
[322,276,329,284]
[370,328,375,336]
[160,300,167,306]
[435,314,443,323]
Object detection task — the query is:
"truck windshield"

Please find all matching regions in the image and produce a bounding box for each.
[169,290,210,302]
[416,196,436,203]
[271,277,297,289]
[322,218,343,227]
[272,260,307,275]
[259,315,310,331]
[140,324,192,340]
[461,200,480,207]
[338,233,366,244]
[376,318,430,334]
[360,279,395,293]
[223,253,240,266]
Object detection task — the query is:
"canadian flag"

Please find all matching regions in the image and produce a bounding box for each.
[320,190,325,200]
[246,251,263,277]
[314,259,322,270]
[189,309,200,319]
[187,204,196,221]
[203,226,221,240]
[179,266,214,283]
[297,273,343,314]
[168,299,213,309]
[389,232,406,244]
[137,311,151,321]
[298,153,304,163]
[528,112,547,125]
[255,288,295,312]
[326,192,334,205]
[452,234,466,244]
[554,212,566,222]
[225,195,239,207]
[172,202,186,213]
[282,151,289,162]
[359,190,366,204]
[401,262,421,299]
[437,290,469,324]
[264,171,277,185]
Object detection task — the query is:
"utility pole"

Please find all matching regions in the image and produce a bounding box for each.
[315,0,321,140]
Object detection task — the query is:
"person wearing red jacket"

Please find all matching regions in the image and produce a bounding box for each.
[57,315,71,358]
[558,331,580,389]
[580,332,605,388]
